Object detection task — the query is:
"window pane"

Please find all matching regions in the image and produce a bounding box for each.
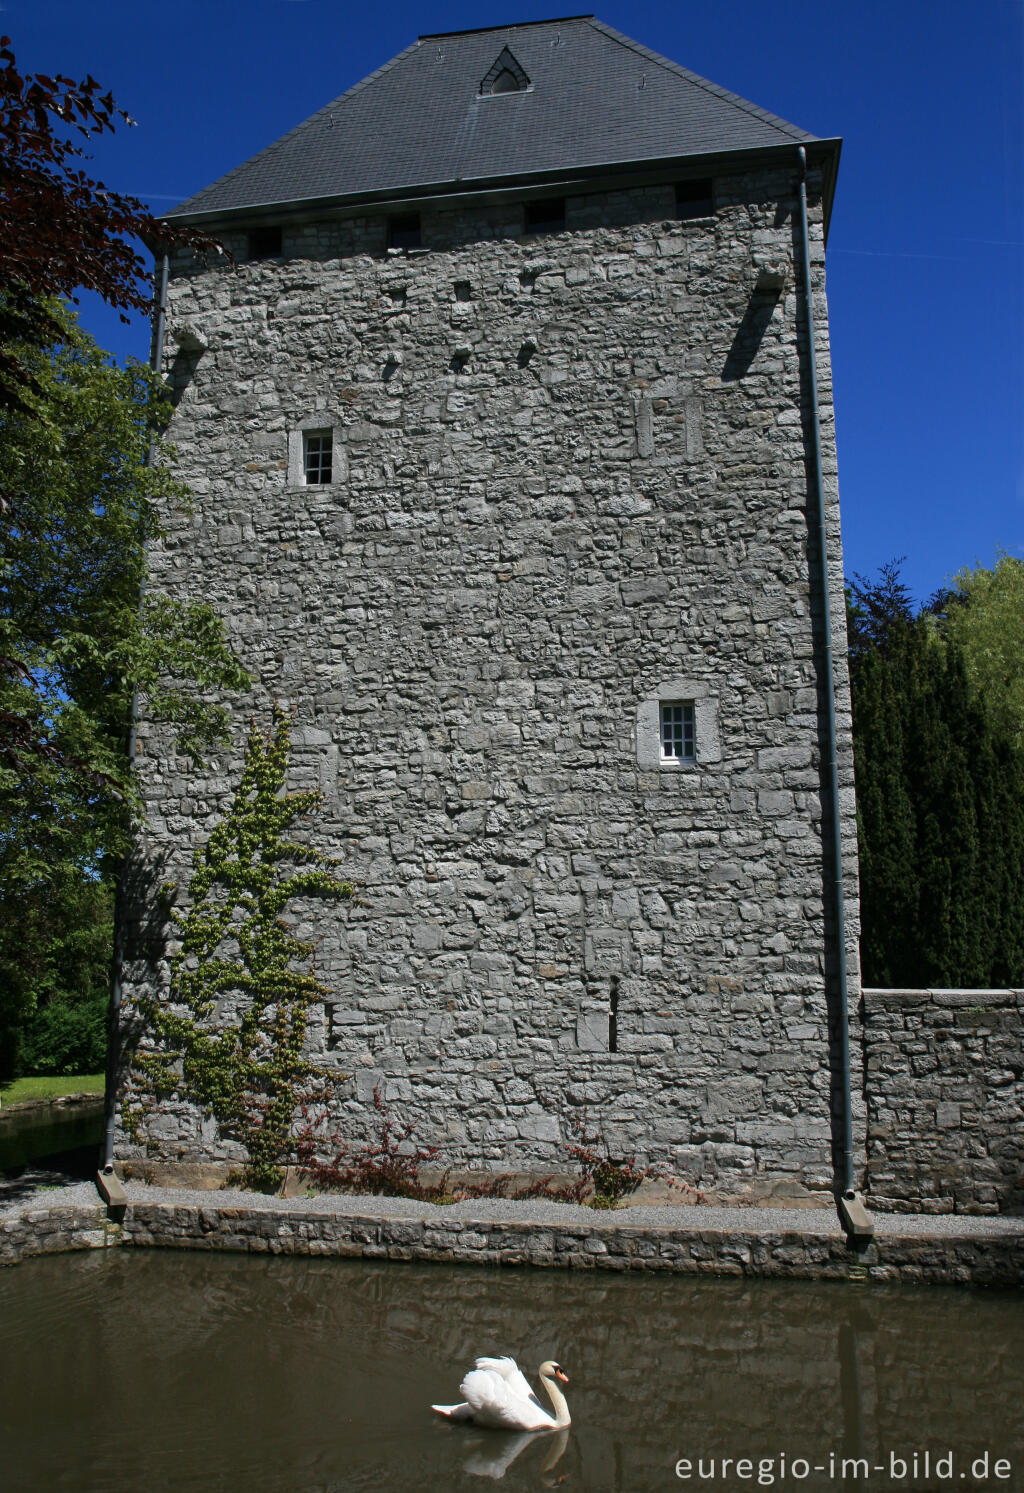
[660,701,695,761]
[303,431,332,485]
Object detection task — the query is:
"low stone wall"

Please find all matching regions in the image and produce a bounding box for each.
[0,1204,116,1265]
[3,1198,1022,1287]
[863,989,1024,1215]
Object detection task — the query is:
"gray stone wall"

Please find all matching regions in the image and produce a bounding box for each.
[5,1198,1024,1287]
[120,164,861,1200]
[863,989,1024,1214]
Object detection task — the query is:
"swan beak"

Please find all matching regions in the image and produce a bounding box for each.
[555,1369,570,1384]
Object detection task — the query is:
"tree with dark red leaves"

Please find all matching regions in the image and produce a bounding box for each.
[0,34,214,411]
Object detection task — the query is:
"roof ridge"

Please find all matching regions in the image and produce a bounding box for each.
[586,18,815,144]
[419,15,593,40]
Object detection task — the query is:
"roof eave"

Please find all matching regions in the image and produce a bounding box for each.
[159,136,842,245]
[816,137,842,243]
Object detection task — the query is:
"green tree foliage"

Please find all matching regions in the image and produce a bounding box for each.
[0,36,230,1081]
[849,563,1024,988]
[0,304,250,1078]
[0,877,113,1076]
[942,554,1024,749]
[127,707,353,1190]
[846,557,915,666]
[1,305,249,872]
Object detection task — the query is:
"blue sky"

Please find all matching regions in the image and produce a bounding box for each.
[7,0,1022,604]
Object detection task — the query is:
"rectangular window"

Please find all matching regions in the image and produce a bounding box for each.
[303,430,333,485]
[524,197,566,235]
[248,225,282,260]
[675,180,714,220]
[388,213,422,249]
[660,701,695,763]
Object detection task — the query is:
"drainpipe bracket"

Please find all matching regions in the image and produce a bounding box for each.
[838,1191,875,1242]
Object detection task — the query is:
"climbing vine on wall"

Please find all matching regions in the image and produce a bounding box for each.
[127,705,353,1189]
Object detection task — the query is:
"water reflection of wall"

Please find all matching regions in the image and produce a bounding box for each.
[3,1252,1021,1491]
[0,1100,103,1170]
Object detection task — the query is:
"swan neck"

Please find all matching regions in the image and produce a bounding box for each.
[541,1374,571,1428]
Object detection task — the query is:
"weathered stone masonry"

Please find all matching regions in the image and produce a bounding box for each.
[120,157,861,1202]
[5,1198,1024,1287]
[863,989,1024,1214]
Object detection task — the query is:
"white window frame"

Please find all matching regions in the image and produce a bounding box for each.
[287,420,346,488]
[636,679,721,771]
[659,700,695,763]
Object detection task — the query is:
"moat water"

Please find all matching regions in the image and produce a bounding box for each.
[1,1250,1021,1492]
[0,1100,103,1172]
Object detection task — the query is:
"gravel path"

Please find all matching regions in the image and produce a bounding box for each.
[3,1175,1021,1239]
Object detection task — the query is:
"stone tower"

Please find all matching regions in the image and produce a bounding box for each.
[122,16,860,1202]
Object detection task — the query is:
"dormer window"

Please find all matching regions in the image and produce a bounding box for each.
[480,46,530,96]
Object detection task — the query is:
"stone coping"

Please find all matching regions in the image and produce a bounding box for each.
[862,987,1024,1009]
[2,1182,1022,1287]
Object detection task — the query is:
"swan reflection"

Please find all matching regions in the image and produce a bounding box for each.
[463,1425,571,1482]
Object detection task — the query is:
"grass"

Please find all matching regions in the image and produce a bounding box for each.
[0,1074,104,1106]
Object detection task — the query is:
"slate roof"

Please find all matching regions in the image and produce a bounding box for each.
[167,15,836,223]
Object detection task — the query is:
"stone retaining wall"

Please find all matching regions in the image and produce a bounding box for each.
[3,1199,1022,1287]
[863,989,1024,1215]
[1,1205,116,1265]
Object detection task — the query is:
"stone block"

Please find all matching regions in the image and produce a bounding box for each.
[576,1010,610,1052]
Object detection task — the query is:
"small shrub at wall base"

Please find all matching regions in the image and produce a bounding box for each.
[296,1084,451,1200]
[561,1111,651,1206]
[296,1088,702,1207]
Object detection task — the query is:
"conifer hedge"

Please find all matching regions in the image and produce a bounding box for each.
[848,561,1024,988]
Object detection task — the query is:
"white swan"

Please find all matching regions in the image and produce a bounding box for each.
[432,1356,572,1431]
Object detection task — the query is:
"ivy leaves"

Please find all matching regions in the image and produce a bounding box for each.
[129,706,353,1189]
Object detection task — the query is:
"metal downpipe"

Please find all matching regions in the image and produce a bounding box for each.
[101,251,170,1173]
[795,148,856,1203]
